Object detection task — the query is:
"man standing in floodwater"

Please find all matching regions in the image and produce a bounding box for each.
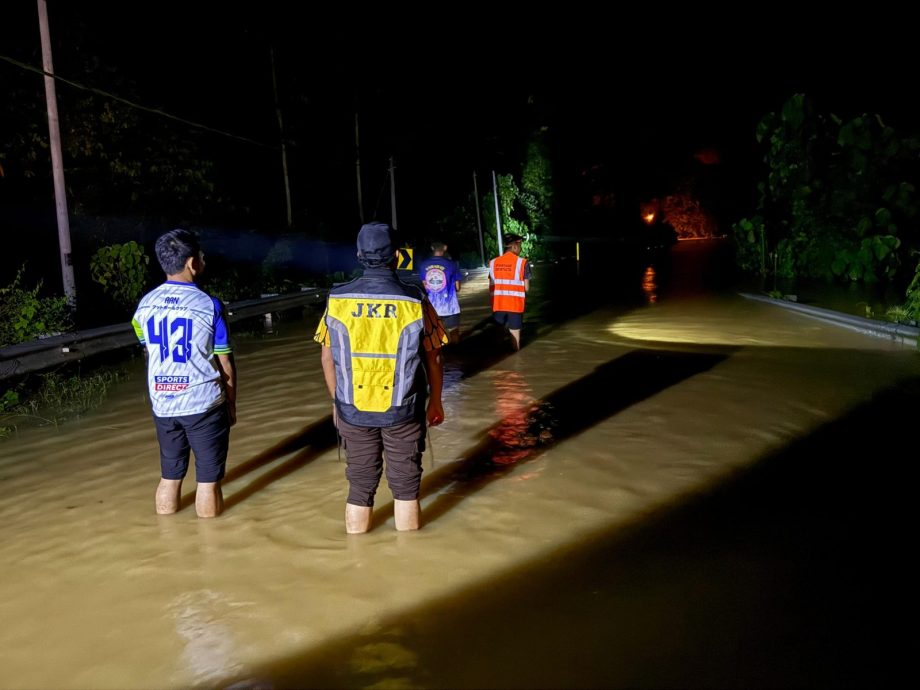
[132,228,237,518]
[417,240,463,344]
[314,222,447,534]
[489,233,531,350]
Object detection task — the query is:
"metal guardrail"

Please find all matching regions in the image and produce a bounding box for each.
[21,281,911,383]
[224,288,328,321]
[0,288,330,381]
[0,270,486,382]
[739,292,920,348]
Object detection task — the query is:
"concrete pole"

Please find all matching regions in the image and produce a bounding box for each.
[473,171,485,267]
[389,156,398,230]
[269,45,293,229]
[492,170,503,255]
[355,112,365,224]
[37,0,75,305]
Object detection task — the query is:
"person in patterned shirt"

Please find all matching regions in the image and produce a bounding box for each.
[314,222,447,533]
[132,229,237,518]
[417,240,463,344]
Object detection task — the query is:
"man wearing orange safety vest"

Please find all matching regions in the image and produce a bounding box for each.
[489,233,532,351]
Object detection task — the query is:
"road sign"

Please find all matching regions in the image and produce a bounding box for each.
[397,247,413,270]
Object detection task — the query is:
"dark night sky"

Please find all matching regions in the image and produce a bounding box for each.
[3,2,918,241]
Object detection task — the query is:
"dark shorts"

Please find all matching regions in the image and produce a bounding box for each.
[336,416,425,507]
[440,313,460,330]
[153,403,230,483]
[493,311,523,330]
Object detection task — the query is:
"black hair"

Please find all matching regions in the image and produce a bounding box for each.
[155,228,201,275]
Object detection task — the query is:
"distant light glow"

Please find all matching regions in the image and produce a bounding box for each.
[640,200,660,225]
[694,148,721,165]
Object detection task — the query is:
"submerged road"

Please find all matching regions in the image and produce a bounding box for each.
[0,240,916,689]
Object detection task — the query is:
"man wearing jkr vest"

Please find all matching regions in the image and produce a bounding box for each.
[489,232,532,350]
[314,222,447,533]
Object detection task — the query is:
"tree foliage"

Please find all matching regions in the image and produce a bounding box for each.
[437,129,555,265]
[89,241,149,310]
[1,40,225,225]
[732,93,920,284]
[0,266,73,347]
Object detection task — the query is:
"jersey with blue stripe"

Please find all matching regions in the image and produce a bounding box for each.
[132,281,232,417]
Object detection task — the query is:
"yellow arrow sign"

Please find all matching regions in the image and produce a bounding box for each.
[397,247,413,270]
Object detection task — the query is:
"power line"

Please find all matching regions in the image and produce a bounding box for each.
[0,53,279,150]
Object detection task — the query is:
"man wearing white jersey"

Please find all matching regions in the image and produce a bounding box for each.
[132,229,237,518]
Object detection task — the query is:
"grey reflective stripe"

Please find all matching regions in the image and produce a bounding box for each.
[395,319,423,405]
[337,330,352,405]
[330,324,352,405]
[493,278,524,286]
[493,289,525,297]
[399,325,411,401]
[333,292,421,303]
[353,352,397,359]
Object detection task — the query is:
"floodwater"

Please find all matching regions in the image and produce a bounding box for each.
[1,240,917,689]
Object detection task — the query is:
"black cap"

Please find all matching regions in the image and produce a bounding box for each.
[503,233,524,244]
[357,222,395,260]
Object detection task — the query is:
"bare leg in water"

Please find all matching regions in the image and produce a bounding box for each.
[195,481,224,518]
[508,328,521,351]
[345,503,372,533]
[155,478,182,514]
[394,499,420,531]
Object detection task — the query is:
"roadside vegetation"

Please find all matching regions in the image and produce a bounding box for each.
[0,363,127,439]
[731,94,920,326]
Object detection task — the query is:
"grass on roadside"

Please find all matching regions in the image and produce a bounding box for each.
[0,365,128,439]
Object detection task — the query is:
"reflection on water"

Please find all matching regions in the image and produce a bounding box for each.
[171,590,243,684]
[642,265,658,303]
[488,370,547,466]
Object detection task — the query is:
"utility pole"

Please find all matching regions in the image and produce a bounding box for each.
[389,156,398,230]
[37,0,75,305]
[472,171,485,266]
[269,45,292,229]
[355,111,365,224]
[492,170,503,255]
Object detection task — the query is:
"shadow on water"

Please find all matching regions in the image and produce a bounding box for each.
[219,367,920,690]
[177,416,338,512]
[445,315,517,377]
[371,346,734,530]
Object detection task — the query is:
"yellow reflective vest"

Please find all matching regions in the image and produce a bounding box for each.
[324,271,426,426]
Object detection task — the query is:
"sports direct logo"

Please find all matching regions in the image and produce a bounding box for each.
[154,375,189,391]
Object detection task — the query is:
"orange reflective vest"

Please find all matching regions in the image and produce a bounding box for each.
[489,252,528,313]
